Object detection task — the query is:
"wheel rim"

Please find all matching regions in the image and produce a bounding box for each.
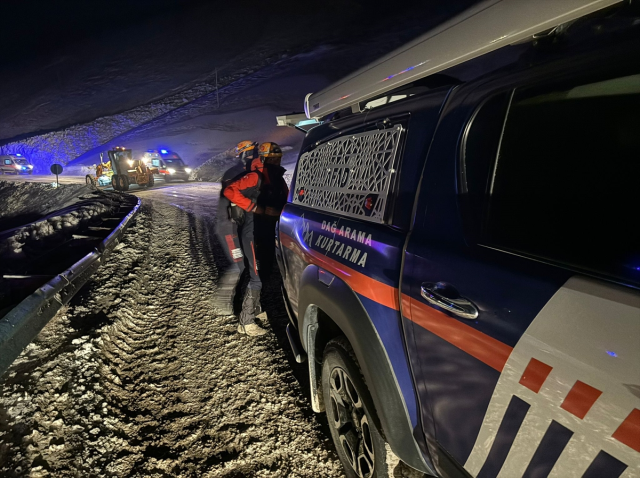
[330,367,375,478]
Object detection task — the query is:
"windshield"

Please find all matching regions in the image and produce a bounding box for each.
[14,158,28,165]
[164,158,185,166]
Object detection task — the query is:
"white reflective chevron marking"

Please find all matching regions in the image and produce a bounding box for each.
[497,411,552,478]
[465,276,640,477]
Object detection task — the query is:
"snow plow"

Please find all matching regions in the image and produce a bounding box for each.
[109,146,158,191]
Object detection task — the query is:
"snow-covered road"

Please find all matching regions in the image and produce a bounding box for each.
[134,183,221,219]
[0,187,344,477]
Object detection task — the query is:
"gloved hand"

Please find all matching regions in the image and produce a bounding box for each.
[229,204,245,223]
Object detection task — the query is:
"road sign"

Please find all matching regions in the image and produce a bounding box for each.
[50,164,63,187]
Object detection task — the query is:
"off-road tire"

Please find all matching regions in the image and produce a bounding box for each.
[147,175,155,188]
[85,175,95,186]
[322,337,390,478]
[112,174,120,191]
[121,175,130,192]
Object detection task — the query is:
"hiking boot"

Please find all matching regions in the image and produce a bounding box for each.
[238,323,267,336]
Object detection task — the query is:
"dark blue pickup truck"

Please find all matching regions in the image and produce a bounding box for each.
[275,1,640,477]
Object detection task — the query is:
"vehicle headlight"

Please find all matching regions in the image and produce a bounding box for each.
[127,159,134,167]
[28,165,33,168]
[167,168,176,174]
[185,168,192,174]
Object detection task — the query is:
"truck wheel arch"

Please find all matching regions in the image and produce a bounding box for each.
[297,265,433,474]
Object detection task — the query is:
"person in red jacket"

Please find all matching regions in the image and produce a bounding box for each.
[215,141,267,336]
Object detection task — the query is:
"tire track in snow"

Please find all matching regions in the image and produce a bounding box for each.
[1,199,343,477]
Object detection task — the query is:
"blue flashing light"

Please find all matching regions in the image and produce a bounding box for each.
[606,350,618,357]
[16,153,22,156]
[160,149,168,154]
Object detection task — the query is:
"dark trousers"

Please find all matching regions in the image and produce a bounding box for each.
[254,214,278,279]
[216,211,261,296]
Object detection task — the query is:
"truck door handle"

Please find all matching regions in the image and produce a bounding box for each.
[421,282,479,320]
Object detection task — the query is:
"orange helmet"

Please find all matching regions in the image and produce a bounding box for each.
[235,140,257,156]
[258,142,283,162]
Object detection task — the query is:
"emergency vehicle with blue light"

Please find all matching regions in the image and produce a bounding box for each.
[0,154,34,175]
[142,149,192,182]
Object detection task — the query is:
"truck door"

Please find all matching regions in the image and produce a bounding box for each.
[402,72,640,476]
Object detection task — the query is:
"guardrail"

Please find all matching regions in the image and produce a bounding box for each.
[0,197,141,376]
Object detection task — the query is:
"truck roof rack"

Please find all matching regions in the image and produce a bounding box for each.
[304,0,622,119]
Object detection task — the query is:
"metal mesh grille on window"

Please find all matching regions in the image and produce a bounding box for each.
[293,126,403,223]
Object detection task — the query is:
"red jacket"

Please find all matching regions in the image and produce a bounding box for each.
[223,158,264,212]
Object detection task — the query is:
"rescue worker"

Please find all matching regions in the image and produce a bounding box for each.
[213,141,258,316]
[254,142,288,278]
[214,140,267,336]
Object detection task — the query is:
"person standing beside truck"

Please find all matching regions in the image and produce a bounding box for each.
[254,142,288,279]
[213,141,267,336]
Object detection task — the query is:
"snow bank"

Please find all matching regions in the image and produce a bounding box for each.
[0,181,92,229]
[0,202,110,260]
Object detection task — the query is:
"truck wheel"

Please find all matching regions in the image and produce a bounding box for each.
[85,175,95,186]
[322,337,390,478]
[121,176,130,191]
[112,175,120,191]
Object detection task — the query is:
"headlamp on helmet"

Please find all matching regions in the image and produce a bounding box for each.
[258,142,283,163]
[235,140,257,157]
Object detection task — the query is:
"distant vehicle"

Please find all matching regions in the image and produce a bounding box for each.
[0,154,34,175]
[108,147,158,191]
[276,1,640,477]
[142,149,192,182]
